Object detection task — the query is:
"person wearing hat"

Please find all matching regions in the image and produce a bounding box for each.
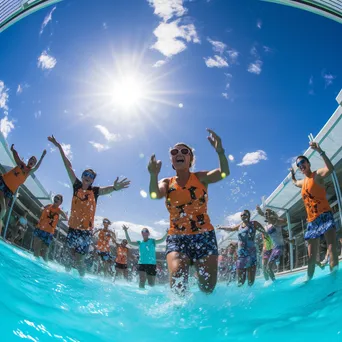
[93,218,116,276]
[123,224,167,288]
[33,194,68,261]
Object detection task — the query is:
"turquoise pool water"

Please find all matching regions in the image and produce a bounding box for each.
[0,241,341,342]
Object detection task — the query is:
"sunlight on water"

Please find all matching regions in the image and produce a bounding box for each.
[0,241,342,342]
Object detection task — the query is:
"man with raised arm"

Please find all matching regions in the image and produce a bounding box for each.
[48,135,130,276]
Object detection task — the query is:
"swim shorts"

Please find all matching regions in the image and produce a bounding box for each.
[166,230,218,262]
[0,176,13,200]
[67,228,92,255]
[115,262,127,270]
[236,246,257,270]
[34,228,54,246]
[268,246,284,263]
[96,250,112,261]
[305,211,336,240]
[263,249,272,260]
[137,264,157,276]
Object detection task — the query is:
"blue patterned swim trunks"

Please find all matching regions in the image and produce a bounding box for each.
[305,211,335,240]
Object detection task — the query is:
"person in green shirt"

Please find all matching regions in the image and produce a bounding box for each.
[123,225,167,288]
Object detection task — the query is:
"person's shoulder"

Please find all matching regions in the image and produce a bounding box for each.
[73,178,82,188]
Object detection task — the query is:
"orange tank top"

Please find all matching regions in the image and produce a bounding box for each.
[2,165,31,193]
[68,179,100,230]
[96,229,112,252]
[116,246,128,264]
[302,172,331,222]
[37,205,61,234]
[166,173,214,235]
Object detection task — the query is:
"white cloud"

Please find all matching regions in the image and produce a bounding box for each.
[286,156,297,165]
[225,212,242,225]
[37,51,57,70]
[40,6,56,35]
[263,46,273,53]
[322,72,336,87]
[0,80,9,111]
[227,49,239,63]
[153,59,167,68]
[58,181,70,189]
[238,150,267,166]
[207,38,226,54]
[222,92,229,99]
[154,219,169,226]
[151,19,199,57]
[147,0,187,22]
[204,55,228,68]
[247,60,263,75]
[34,110,41,119]
[257,19,262,29]
[0,116,14,138]
[95,125,121,142]
[60,143,72,160]
[89,141,110,152]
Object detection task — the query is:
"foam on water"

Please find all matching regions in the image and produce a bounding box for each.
[0,241,341,342]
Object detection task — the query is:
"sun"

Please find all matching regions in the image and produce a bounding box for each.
[111,75,145,109]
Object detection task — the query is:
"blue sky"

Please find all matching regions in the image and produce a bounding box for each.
[0,0,341,238]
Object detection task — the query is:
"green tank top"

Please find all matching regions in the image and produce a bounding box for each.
[263,234,273,251]
[138,239,156,265]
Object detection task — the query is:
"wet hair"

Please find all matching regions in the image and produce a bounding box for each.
[54,194,63,203]
[82,169,97,179]
[296,156,310,165]
[171,142,196,168]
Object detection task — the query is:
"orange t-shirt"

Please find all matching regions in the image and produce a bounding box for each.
[116,246,128,264]
[37,205,62,234]
[166,173,214,235]
[96,229,112,252]
[302,172,331,222]
[2,164,31,193]
[68,179,100,230]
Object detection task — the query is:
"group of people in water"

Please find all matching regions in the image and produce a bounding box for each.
[0,130,339,293]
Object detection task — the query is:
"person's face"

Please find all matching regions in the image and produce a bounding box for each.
[170,145,192,171]
[241,211,250,223]
[81,170,96,186]
[103,220,110,229]
[296,158,310,175]
[122,240,128,247]
[53,196,62,206]
[141,229,149,239]
[28,157,37,168]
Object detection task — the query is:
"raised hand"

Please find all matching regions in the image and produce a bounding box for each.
[148,154,162,175]
[122,224,129,231]
[10,144,15,152]
[310,141,322,153]
[48,135,60,147]
[113,177,130,191]
[42,150,47,157]
[207,129,224,153]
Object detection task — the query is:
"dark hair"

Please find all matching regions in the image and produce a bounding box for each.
[142,228,150,233]
[54,194,63,203]
[82,169,97,179]
[296,156,310,165]
[243,209,251,219]
[103,218,111,224]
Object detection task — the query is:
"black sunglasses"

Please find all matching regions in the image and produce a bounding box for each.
[296,159,306,168]
[82,171,96,180]
[170,148,190,156]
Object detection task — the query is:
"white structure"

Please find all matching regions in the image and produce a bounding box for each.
[0,0,61,32]
[264,0,342,24]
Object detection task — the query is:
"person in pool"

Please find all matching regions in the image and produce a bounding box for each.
[93,218,117,277]
[0,144,46,234]
[33,195,68,261]
[123,225,168,288]
[256,206,295,281]
[218,210,268,287]
[148,129,230,294]
[48,135,130,276]
[114,239,129,281]
[290,142,338,280]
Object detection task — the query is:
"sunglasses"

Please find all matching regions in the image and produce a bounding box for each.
[82,171,96,180]
[170,148,190,156]
[142,230,149,234]
[241,213,248,218]
[296,159,306,168]
[54,197,62,201]
[103,220,110,224]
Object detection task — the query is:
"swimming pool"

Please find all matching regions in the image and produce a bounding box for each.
[0,241,341,342]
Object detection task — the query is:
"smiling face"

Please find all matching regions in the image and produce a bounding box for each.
[81,170,96,187]
[296,157,311,176]
[53,195,63,206]
[170,144,193,171]
[240,210,250,223]
[103,219,110,229]
[27,156,37,168]
[265,209,277,224]
[141,228,150,241]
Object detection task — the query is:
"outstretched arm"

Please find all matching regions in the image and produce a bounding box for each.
[10,145,24,167]
[98,177,130,196]
[122,225,139,247]
[197,129,230,185]
[30,150,47,175]
[48,135,76,184]
[217,224,239,232]
[310,142,334,179]
[148,155,168,199]
[155,231,168,245]
[290,168,304,188]
[254,221,267,235]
